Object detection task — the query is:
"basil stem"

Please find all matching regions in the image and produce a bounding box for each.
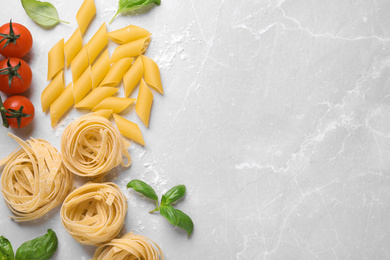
[110,0,162,24]
[0,236,14,260]
[161,185,186,206]
[21,0,68,27]
[15,229,58,260]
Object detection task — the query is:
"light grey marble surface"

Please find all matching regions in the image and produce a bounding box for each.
[1,0,390,259]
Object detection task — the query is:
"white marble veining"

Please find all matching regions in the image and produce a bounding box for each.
[1,0,390,259]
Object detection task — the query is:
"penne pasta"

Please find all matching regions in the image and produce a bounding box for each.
[107,25,151,45]
[71,46,89,82]
[73,66,92,104]
[91,49,110,89]
[110,37,151,63]
[86,23,108,63]
[75,87,118,109]
[41,70,64,112]
[47,38,64,81]
[76,0,96,35]
[64,28,83,67]
[98,58,133,87]
[123,56,143,97]
[142,55,164,95]
[93,109,114,118]
[135,79,153,128]
[50,83,74,127]
[92,97,135,113]
[113,114,145,146]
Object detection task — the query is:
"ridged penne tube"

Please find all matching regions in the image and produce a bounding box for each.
[94,109,113,118]
[76,0,96,35]
[92,97,135,113]
[71,47,89,82]
[61,182,127,245]
[110,37,151,63]
[136,79,153,128]
[75,87,118,109]
[0,133,73,222]
[98,58,133,87]
[47,38,64,81]
[113,114,145,146]
[92,232,163,260]
[123,56,143,97]
[73,66,92,104]
[107,25,151,44]
[65,28,83,67]
[91,49,110,89]
[86,23,108,63]
[41,70,64,112]
[142,55,163,95]
[61,114,131,178]
[50,83,74,127]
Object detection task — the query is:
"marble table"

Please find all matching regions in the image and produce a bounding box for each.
[1,0,389,259]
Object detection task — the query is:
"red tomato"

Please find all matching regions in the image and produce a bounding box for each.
[0,58,32,95]
[3,95,35,128]
[0,20,33,58]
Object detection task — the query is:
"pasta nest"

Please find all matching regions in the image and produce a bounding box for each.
[92,232,164,260]
[60,182,127,245]
[0,133,73,222]
[61,114,131,178]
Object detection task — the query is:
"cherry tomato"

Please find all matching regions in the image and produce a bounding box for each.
[3,95,34,128]
[0,58,32,95]
[0,20,33,58]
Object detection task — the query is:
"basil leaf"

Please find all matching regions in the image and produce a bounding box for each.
[21,0,68,27]
[175,209,194,237]
[110,0,161,24]
[127,179,158,201]
[0,236,14,260]
[15,229,57,260]
[161,185,186,206]
[159,205,179,226]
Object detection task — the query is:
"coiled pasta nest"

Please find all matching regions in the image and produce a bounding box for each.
[0,133,73,222]
[61,114,131,178]
[60,182,127,245]
[92,232,164,260]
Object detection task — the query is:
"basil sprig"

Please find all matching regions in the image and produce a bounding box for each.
[0,229,58,260]
[127,180,194,237]
[110,0,161,24]
[21,0,68,27]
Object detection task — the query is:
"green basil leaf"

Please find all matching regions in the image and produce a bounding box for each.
[159,205,179,226]
[174,209,194,237]
[15,229,57,260]
[21,0,68,27]
[110,0,161,24]
[0,236,14,260]
[161,185,186,206]
[127,179,158,201]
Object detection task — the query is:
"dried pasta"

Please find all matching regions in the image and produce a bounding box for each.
[41,70,64,112]
[47,38,64,81]
[136,79,153,128]
[110,37,151,63]
[75,87,118,110]
[76,0,96,35]
[0,133,73,222]
[94,109,113,118]
[61,114,131,178]
[92,232,164,260]
[86,23,108,63]
[71,47,89,82]
[91,49,110,89]
[107,25,151,44]
[113,113,145,146]
[50,83,74,127]
[123,56,143,97]
[60,182,127,245]
[92,97,135,113]
[99,58,133,88]
[73,66,93,104]
[65,28,83,67]
[142,55,164,95]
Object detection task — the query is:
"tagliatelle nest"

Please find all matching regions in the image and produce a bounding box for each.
[92,232,164,260]
[60,114,131,178]
[60,182,127,245]
[0,133,73,222]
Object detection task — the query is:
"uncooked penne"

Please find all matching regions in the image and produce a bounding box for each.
[108,25,151,45]
[123,56,143,97]
[75,87,118,109]
[47,38,64,81]
[50,83,74,127]
[73,66,92,104]
[86,23,108,63]
[91,49,110,89]
[92,97,135,113]
[136,79,153,128]
[71,47,89,82]
[76,0,96,35]
[99,58,133,87]
[110,37,151,63]
[142,55,163,95]
[94,109,113,118]
[113,114,145,146]
[64,28,83,67]
[41,70,64,112]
